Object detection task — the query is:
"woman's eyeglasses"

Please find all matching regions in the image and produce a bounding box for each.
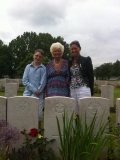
[34,55,43,58]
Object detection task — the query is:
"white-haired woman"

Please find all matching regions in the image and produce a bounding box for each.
[46,42,69,97]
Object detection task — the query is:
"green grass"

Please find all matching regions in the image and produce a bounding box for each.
[17,87,24,96]
[18,87,24,93]
[0,92,4,96]
[93,93,101,97]
[114,87,120,104]
[110,113,116,124]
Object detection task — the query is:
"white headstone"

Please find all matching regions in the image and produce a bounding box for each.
[0,96,7,154]
[13,79,19,90]
[0,81,3,90]
[97,80,108,90]
[116,98,120,126]
[0,96,7,120]
[101,85,114,107]
[6,79,19,90]
[0,79,6,88]
[78,97,110,160]
[7,96,39,150]
[78,97,110,133]
[5,83,18,97]
[19,79,22,85]
[44,96,75,156]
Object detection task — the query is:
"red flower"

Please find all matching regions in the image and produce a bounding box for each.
[29,128,38,137]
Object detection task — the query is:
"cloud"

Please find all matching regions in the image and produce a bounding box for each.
[7,0,70,26]
[0,0,120,67]
[0,31,13,44]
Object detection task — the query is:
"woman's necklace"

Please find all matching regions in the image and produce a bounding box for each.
[73,60,77,67]
[54,59,61,66]
[73,63,77,67]
[73,57,79,67]
[54,59,62,71]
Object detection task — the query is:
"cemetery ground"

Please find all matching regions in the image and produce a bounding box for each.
[0,85,119,159]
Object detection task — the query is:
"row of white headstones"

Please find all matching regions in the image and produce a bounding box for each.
[0,83,120,158]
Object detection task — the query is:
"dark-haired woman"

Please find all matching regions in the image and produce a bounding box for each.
[68,41,94,115]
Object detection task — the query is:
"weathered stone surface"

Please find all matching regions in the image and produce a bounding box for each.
[101,85,114,107]
[6,79,19,90]
[5,83,18,97]
[7,96,39,150]
[0,96,7,120]
[116,98,120,126]
[78,97,110,160]
[0,96,7,154]
[0,79,7,88]
[78,97,110,133]
[44,96,75,156]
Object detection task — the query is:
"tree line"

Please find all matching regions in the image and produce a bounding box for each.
[0,32,71,78]
[0,31,120,79]
[94,60,120,80]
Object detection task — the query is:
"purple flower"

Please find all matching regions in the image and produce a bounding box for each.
[0,119,20,146]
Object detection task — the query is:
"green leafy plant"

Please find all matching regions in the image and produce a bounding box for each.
[111,123,120,159]
[0,146,9,160]
[8,128,58,160]
[105,116,120,160]
[0,119,20,160]
[94,85,101,94]
[107,117,116,160]
[56,111,113,160]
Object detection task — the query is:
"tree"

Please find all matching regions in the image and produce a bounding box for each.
[9,32,39,76]
[0,45,13,78]
[8,32,71,77]
[112,60,120,77]
[37,33,54,59]
[94,67,100,80]
[100,63,113,80]
[16,53,33,77]
[0,39,3,47]
[42,56,51,66]
[94,63,113,80]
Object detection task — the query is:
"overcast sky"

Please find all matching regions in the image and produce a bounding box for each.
[0,0,120,68]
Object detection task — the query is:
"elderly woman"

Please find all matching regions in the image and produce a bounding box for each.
[69,40,94,115]
[46,42,69,97]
